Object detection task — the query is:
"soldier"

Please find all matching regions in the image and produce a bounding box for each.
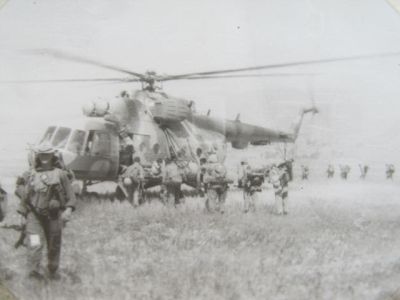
[386,164,395,180]
[340,165,351,180]
[15,143,76,280]
[327,164,335,178]
[163,155,183,206]
[237,158,248,188]
[270,162,290,215]
[359,164,369,179]
[0,181,7,223]
[242,164,264,213]
[121,156,145,207]
[301,165,309,180]
[151,158,166,202]
[196,157,208,197]
[203,154,229,214]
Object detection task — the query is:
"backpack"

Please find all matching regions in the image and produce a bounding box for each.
[126,164,143,182]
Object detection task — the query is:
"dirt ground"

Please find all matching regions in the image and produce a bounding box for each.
[1,178,400,300]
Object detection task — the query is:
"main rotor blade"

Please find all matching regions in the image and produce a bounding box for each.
[166,73,317,81]
[29,49,146,80]
[0,77,139,84]
[162,51,400,80]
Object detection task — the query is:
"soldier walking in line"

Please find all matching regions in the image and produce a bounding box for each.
[203,154,229,214]
[242,164,264,213]
[270,162,290,215]
[327,164,335,178]
[121,156,145,207]
[15,143,76,280]
[359,164,369,179]
[163,155,183,206]
[386,164,395,180]
[340,165,351,180]
[301,165,309,180]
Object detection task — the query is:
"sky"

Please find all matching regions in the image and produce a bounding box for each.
[1,0,400,172]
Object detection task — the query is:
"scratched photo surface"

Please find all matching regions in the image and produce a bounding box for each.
[1,1,400,299]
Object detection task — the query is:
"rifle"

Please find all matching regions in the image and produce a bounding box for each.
[0,224,26,249]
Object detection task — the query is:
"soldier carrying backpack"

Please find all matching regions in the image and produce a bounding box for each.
[204,154,230,214]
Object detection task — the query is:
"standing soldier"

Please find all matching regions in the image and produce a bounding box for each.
[237,158,248,188]
[121,156,145,207]
[203,154,229,214]
[327,164,335,178]
[0,181,7,223]
[163,155,183,207]
[15,143,76,280]
[270,162,290,215]
[301,165,309,180]
[386,164,395,180]
[196,157,208,197]
[340,165,351,180]
[359,164,369,179]
[242,164,264,213]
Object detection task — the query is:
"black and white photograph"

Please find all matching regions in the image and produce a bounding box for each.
[1,0,400,299]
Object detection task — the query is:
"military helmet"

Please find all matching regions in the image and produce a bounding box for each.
[35,143,55,154]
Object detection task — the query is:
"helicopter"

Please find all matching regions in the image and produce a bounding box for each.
[8,49,400,193]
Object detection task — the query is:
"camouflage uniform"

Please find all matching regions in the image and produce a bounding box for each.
[386,164,395,180]
[327,165,335,178]
[122,159,145,207]
[340,165,351,180]
[242,165,264,213]
[16,165,76,278]
[270,165,289,215]
[203,155,228,214]
[163,158,183,206]
[301,165,309,180]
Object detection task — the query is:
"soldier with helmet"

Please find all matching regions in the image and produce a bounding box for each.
[203,154,229,214]
[15,143,76,280]
[270,162,290,215]
[163,154,184,206]
[121,156,145,207]
[241,163,264,213]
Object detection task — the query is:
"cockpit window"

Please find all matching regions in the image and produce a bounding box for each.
[52,127,71,149]
[67,130,87,153]
[40,126,56,144]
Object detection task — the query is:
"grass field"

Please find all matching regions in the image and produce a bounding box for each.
[1,180,400,300]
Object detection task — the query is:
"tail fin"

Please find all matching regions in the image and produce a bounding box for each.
[290,106,318,141]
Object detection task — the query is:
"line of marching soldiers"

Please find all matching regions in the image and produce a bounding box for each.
[118,153,292,215]
[300,164,396,180]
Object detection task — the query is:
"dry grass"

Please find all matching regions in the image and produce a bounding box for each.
[1,180,400,300]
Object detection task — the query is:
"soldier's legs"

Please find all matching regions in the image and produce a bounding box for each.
[274,192,283,214]
[206,189,218,212]
[165,184,176,207]
[25,213,46,275]
[218,189,227,214]
[249,192,257,212]
[173,183,182,205]
[46,218,62,275]
[282,192,288,215]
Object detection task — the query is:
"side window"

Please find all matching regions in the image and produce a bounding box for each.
[40,126,56,144]
[52,127,71,149]
[67,130,87,153]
